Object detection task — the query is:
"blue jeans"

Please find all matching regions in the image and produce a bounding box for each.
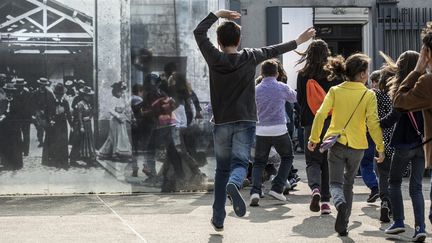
[251,133,294,195]
[389,147,425,227]
[360,134,379,190]
[212,121,255,226]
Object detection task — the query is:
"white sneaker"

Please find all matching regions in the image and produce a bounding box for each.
[268,190,286,201]
[250,193,260,207]
[285,179,292,190]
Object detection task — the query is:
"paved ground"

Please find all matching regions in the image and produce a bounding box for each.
[1,153,432,242]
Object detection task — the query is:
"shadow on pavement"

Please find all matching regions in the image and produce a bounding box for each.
[360,204,381,222]
[241,203,294,223]
[208,234,223,243]
[292,215,336,238]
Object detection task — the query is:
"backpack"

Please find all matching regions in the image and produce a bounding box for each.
[306,79,332,115]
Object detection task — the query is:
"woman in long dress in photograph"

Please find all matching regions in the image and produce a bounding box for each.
[98,81,132,160]
[69,86,97,167]
[42,83,72,169]
[0,83,23,170]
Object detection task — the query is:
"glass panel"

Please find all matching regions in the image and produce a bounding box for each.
[128,0,219,192]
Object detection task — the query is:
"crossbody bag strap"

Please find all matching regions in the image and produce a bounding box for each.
[407,111,423,138]
[342,90,368,131]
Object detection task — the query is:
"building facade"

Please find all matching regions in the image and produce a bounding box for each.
[0,0,430,194]
[234,0,432,88]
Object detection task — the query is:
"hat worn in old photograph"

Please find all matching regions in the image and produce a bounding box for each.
[79,86,95,95]
[37,77,50,86]
[3,82,17,91]
[14,78,27,86]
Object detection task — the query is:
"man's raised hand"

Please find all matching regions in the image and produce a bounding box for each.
[296,27,316,46]
[214,10,241,20]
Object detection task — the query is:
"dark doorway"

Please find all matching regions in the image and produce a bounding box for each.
[315,24,363,57]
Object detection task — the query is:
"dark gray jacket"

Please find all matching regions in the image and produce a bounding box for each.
[193,12,297,124]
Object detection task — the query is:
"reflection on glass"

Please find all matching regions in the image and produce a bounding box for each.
[129,0,218,191]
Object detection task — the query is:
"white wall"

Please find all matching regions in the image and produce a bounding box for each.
[281,8,314,89]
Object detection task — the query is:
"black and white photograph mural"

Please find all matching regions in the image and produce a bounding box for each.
[0,0,102,194]
[0,0,219,194]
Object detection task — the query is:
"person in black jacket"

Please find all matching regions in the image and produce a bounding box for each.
[42,83,72,168]
[32,78,55,148]
[13,78,32,156]
[381,50,427,241]
[194,9,315,231]
[0,83,23,170]
[296,40,343,215]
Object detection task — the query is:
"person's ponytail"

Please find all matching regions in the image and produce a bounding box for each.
[325,55,346,83]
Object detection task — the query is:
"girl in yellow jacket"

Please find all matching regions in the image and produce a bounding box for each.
[307,53,385,236]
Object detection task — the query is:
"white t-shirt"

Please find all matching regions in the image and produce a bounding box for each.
[256,124,288,136]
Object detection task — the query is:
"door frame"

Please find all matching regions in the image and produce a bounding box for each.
[314,7,372,64]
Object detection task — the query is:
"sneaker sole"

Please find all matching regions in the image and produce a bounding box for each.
[385,227,405,234]
[380,207,390,223]
[226,183,246,217]
[413,233,426,242]
[321,209,331,215]
[335,203,347,234]
[250,197,259,207]
[310,193,321,212]
[367,193,380,203]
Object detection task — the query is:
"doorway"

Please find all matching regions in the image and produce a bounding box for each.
[315,24,363,57]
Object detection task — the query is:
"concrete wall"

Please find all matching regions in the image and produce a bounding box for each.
[96,0,131,144]
[238,0,429,53]
[397,0,432,8]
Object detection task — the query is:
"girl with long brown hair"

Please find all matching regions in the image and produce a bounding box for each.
[296,39,342,215]
[380,50,427,241]
[393,22,432,233]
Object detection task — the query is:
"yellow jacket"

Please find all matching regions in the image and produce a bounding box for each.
[309,81,384,152]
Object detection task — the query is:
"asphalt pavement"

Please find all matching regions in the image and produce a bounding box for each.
[0,154,431,243]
